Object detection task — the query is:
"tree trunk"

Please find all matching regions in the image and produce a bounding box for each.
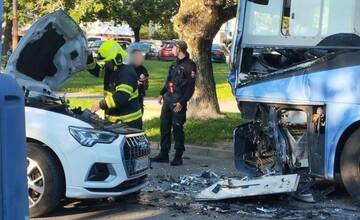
[12,0,18,50]
[3,19,12,56]
[132,25,141,42]
[173,0,236,119]
[187,37,221,118]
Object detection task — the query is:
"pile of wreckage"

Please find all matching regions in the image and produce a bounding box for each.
[144,169,329,203]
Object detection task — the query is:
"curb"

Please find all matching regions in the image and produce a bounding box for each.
[150,141,233,159]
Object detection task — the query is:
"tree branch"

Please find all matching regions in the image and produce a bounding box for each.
[219,4,237,24]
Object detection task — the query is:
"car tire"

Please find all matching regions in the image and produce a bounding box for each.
[340,128,360,203]
[27,143,65,217]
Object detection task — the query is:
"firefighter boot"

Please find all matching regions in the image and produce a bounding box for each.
[150,151,169,163]
[170,150,183,166]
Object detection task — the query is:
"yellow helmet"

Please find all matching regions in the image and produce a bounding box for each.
[97,40,127,65]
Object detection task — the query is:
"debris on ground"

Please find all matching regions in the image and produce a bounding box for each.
[143,169,221,196]
[196,174,300,201]
[199,170,219,179]
[256,207,278,213]
[292,192,316,203]
[321,185,336,197]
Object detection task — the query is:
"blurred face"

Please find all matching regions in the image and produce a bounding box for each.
[132,51,144,67]
[172,45,180,57]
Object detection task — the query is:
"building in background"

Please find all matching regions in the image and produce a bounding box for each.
[213,18,236,45]
[81,20,135,43]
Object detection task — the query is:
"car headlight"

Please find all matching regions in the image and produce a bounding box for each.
[69,126,118,147]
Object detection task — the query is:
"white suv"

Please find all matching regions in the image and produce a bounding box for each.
[5,10,150,217]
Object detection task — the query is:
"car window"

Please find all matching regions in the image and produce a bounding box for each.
[93,40,103,47]
[246,0,282,36]
[129,43,150,50]
[321,0,356,36]
[212,44,222,50]
[287,0,322,37]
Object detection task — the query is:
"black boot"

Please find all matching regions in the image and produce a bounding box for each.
[150,151,169,163]
[170,150,183,166]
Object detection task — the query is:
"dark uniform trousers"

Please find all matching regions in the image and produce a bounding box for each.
[160,100,187,153]
[158,55,196,154]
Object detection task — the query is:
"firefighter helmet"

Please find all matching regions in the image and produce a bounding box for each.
[97,40,127,65]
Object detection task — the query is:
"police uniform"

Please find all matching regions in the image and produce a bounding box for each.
[158,54,196,161]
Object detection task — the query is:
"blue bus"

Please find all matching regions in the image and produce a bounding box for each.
[228,0,360,201]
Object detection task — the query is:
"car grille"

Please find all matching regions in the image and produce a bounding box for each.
[123,134,151,176]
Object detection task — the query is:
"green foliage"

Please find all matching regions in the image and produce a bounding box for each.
[139,26,150,40]
[152,24,178,40]
[97,0,179,40]
[3,0,103,24]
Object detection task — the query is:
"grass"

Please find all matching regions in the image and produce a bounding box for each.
[66,98,243,145]
[144,113,244,145]
[68,98,98,109]
[60,60,233,100]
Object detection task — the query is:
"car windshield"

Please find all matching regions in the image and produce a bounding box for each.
[163,43,173,48]
[129,43,150,50]
[212,44,222,50]
[92,40,103,47]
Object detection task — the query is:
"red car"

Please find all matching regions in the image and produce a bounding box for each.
[159,41,176,61]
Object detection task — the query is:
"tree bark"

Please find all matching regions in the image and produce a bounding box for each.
[132,25,141,42]
[173,0,237,119]
[3,19,13,56]
[187,36,221,118]
[12,0,18,50]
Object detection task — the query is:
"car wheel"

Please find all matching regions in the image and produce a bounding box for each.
[340,128,360,203]
[27,143,65,217]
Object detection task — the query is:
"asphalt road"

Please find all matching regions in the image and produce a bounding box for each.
[35,150,360,220]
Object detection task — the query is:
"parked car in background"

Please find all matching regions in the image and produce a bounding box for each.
[140,40,162,60]
[114,37,133,43]
[211,44,226,63]
[88,40,103,57]
[117,40,130,50]
[87,37,101,47]
[159,41,176,61]
[127,42,151,59]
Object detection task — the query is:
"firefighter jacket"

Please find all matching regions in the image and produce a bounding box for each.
[88,61,142,123]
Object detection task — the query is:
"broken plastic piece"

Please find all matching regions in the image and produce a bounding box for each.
[196,174,300,201]
[256,207,278,213]
[293,192,316,203]
[212,184,221,193]
[199,170,219,179]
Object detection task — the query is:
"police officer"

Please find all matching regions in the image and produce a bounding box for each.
[151,40,196,166]
[89,40,143,129]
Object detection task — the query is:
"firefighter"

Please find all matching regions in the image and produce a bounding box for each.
[88,40,143,129]
[151,40,196,166]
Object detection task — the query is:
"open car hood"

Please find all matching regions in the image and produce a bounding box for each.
[5,10,87,94]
